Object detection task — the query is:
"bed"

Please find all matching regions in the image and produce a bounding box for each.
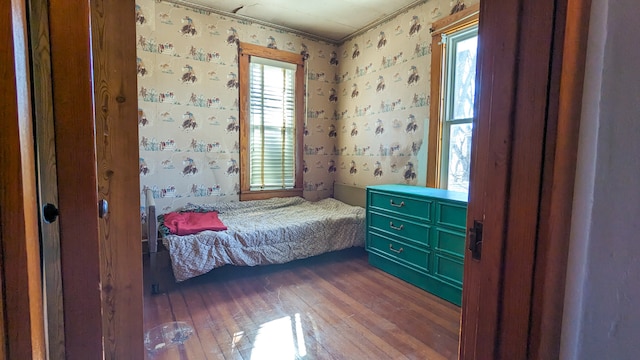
[145,189,365,290]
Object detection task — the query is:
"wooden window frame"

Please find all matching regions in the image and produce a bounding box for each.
[238,42,305,201]
[427,4,480,188]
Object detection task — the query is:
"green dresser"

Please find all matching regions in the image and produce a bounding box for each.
[366,184,468,306]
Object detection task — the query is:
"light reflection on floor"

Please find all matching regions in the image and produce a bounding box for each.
[146,313,313,358]
[294,313,307,357]
[239,313,307,359]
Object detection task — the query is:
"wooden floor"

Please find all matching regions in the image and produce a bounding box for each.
[143,247,461,359]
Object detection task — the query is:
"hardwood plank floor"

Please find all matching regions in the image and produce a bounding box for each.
[143,247,461,360]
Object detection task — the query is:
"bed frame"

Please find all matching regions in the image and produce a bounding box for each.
[145,189,160,293]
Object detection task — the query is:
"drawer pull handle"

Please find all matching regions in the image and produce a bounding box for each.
[390,200,405,207]
[389,244,404,254]
[389,222,404,231]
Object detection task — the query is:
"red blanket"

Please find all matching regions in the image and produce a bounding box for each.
[163,211,227,236]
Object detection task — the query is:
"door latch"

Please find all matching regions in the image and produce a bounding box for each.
[468,220,483,260]
[98,199,109,218]
[43,203,60,223]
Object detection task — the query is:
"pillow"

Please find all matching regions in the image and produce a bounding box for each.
[157,205,220,237]
[182,203,219,213]
[162,211,227,236]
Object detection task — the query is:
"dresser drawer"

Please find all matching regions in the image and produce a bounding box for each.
[368,232,430,272]
[369,191,432,222]
[433,254,463,288]
[369,211,430,247]
[435,201,467,230]
[433,228,465,258]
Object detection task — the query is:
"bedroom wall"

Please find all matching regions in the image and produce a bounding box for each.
[136,0,338,218]
[136,0,479,222]
[334,0,478,189]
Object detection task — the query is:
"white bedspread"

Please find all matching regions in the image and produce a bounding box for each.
[162,197,365,281]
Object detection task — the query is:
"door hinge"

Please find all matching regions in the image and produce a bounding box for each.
[468,220,483,260]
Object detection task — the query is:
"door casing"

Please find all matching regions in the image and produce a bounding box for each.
[0,0,590,358]
[1,0,46,358]
[460,0,591,358]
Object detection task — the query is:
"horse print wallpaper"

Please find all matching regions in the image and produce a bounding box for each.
[136,0,478,223]
[333,0,478,187]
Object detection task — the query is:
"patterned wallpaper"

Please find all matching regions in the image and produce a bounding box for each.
[136,0,478,221]
[333,0,478,188]
[136,0,338,218]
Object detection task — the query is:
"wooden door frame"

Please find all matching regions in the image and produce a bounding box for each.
[460,0,591,359]
[1,0,591,358]
[48,0,104,357]
[2,0,143,358]
[530,0,592,357]
[1,0,46,358]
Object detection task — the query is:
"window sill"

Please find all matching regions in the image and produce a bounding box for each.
[240,188,303,201]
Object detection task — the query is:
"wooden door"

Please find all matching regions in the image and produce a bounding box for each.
[92,0,144,357]
[48,0,143,358]
[27,0,66,358]
[459,0,591,358]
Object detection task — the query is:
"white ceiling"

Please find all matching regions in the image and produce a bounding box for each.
[174,0,425,43]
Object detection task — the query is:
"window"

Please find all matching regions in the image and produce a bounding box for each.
[427,6,479,193]
[441,27,477,192]
[239,42,305,200]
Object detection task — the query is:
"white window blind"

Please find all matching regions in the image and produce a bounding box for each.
[249,56,297,190]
